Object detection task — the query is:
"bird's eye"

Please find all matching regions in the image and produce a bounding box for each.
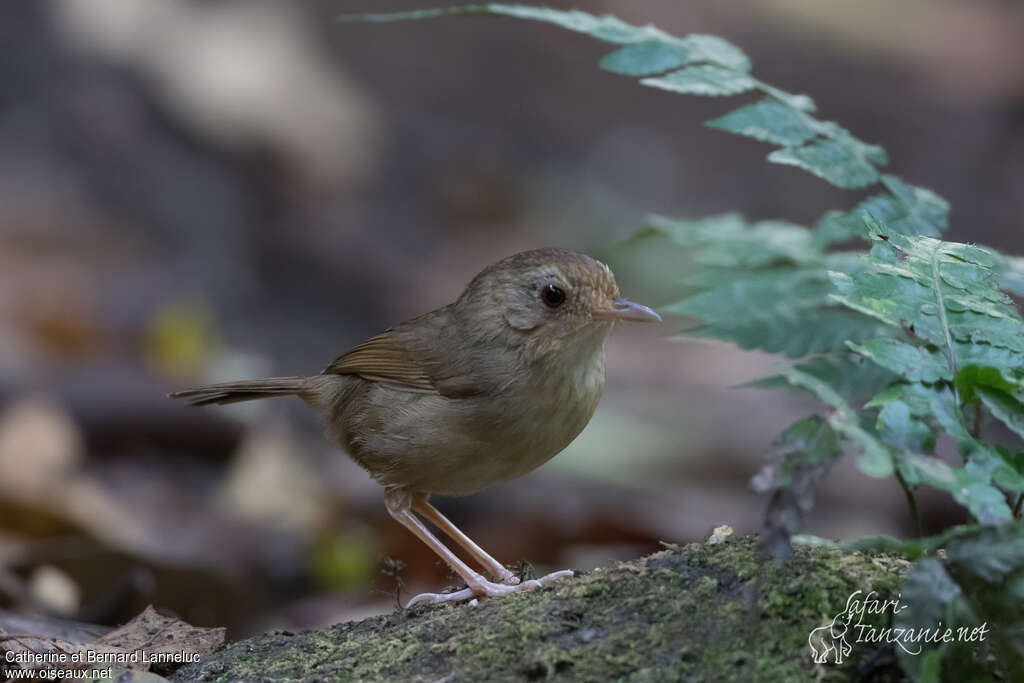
[541,284,566,308]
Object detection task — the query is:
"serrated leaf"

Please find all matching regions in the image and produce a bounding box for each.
[967,445,1024,493]
[916,383,974,444]
[954,365,1020,404]
[896,444,1013,523]
[848,337,952,382]
[768,139,881,189]
[877,400,936,452]
[944,524,1024,582]
[812,209,868,248]
[599,34,749,75]
[480,5,674,43]
[691,221,817,266]
[867,384,932,416]
[780,367,894,476]
[813,177,948,248]
[830,232,1024,383]
[342,4,681,44]
[977,388,1024,441]
[748,352,896,400]
[894,558,964,678]
[844,524,983,560]
[880,174,950,235]
[678,309,884,358]
[599,40,692,75]
[997,254,1024,297]
[896,524,1024,681]
[900,557,963,625]
[681,34,751,71]
[641,64,756,96]
[705,98,817,146]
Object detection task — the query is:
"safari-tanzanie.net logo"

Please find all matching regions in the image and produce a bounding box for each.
[808,590,989,665]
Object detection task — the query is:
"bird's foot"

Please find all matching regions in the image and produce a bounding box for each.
[406,569,573,608]
[495,567,520,585]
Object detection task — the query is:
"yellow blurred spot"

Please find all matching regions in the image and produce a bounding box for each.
[145,302,218,377]
[310,532,377,592]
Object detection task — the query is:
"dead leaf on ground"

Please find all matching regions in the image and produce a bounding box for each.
[95,605,225,662]
[0,604,224,679]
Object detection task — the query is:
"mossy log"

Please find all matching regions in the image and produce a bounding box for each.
[172,536,909,682]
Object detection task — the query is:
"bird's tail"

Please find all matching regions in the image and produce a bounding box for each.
[168,376,310,407]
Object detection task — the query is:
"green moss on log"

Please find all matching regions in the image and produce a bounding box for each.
[172,536,909,682]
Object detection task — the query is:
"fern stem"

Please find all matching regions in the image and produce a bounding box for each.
[1014,493,1023,520]
[894,468,922,536]
[971,403,982,440]
[892,471,925,540]
[929,243,960,395]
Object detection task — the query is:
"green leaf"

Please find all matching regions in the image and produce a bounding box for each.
[830,231,1024,383]
[896,525,1024,681]
[641,64,757,96]
[880,175,949,235]
[917,383,974,444]
[779,367,894,476]
[691,221,818,266]
[848,337,952,383]
[968,446,1024,493]
[486,5,668,43]
[900,557,963,625]
[900,384,1023,498]
[812,209,869,247]
[954,365,1020,404]
[945,523,1024,582]
[600,35,749,74]
[867,384,1014,523]
[877,400,936,452]
[894,557,964,679]
[866,384,932,416]
[919,650,943,683]
[705,98,817,147]
[785,353,897,399]
[647,214,889,360]
[342,4,687,45]
[678,309,883,358]
[812,176,949,248]
[681,34,752,71]
[997,253,1024,297]
[482,5,670,43]
[844,524,983,560]
[599,40,692,75]
[768,139,881,189]
[977,388,1024,441]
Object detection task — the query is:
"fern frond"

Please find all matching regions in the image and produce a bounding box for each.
[831,228,1024,381]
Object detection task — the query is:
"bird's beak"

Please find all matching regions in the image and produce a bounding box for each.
[592,298,662,323]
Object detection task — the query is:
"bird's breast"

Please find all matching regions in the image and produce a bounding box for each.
[487,344,606,478]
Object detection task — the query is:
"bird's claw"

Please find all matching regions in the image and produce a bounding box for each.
[496,568,520,585]
[405,569,573,608]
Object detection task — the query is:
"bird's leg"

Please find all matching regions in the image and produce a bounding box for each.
[410,492,519,585]
[383,489,571,608]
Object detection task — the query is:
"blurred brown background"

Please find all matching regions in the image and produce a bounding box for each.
[1,0,1022,636]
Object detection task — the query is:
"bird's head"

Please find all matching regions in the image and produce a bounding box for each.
[456,248,660,353]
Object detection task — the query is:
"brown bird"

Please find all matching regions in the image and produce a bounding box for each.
[170,248,660,606]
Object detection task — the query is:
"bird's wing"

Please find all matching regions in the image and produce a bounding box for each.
[322,313,480,398]
[322,330,436,391]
